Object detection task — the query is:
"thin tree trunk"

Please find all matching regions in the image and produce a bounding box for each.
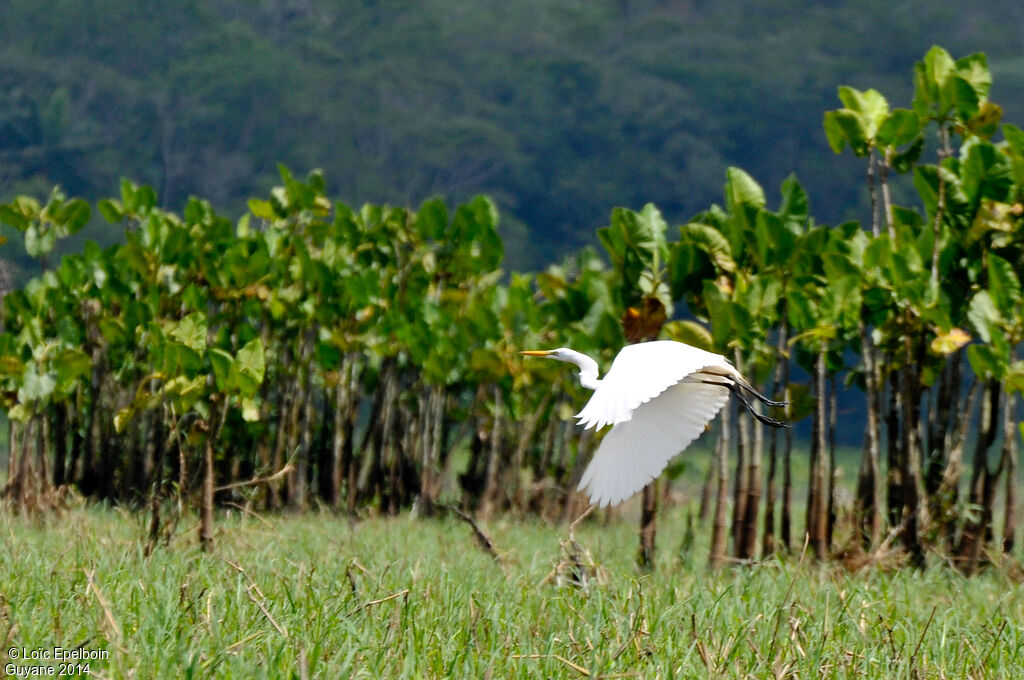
[330,360,354,509]
[781,394,793,550]
[10,418,36,507]
[939,378,979,549]
[899,331,926,568]
[510,390,552,511]
[561,428,593,523]
[199,400,230,552]
[731,399,749,557]
[6,419,18,493]
[879,151,895,238]
[199,432,216,551]
[866,150,879,237]
[763,316,789,557]
[855,318,881,547]
[39,413,50,494]
[379,363,400,515]
[1002,391,1018,554]
[69,396,83,488]
[925,354,957,497]
[885,361,903,528]
[52,404,67,487]
[709,403,731,569]
[808,349,828,560]
[81,346,103,496]
[288,338,313,510]
[538,399,561,480]
[269,376,293,510]
[427,384,446,511]
[299,369,316,509]
[638,480,658,570]
[826,374,837,548]
[929,127,951,286]
[957,379,1000,574]
[479,385,505,519]
[699,450,715,523]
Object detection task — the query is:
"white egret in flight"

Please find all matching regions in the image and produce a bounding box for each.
[521,340,786,507]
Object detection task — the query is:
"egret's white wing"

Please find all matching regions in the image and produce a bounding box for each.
[577,379,729,507]
[575,340,730,430]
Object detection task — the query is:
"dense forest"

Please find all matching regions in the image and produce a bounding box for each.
[2,0,1024,276]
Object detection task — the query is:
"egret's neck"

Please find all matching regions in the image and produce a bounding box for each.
[563,350,601,391]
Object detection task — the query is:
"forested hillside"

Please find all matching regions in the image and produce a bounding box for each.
[3,0,1023,276]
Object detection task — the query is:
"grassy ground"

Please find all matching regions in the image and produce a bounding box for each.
[1,504,1023,679]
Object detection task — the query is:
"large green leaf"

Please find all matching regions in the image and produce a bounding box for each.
[96,199,124,223]
[209,348,233,392]
[913,46,956,115]
[824,110,870,156]
[54,348,91,392]
[0,204,29,231]
[949,75,980,121]
[99,318,129,345]
[702,279,733,350]
[724,167,765,210]
[987,254,1021,316]
[1004,124,1024,157]
[967,290,1000,343]
[954,52,992,99]
[967,343,1006,381]
[966,101,1002,139]
[662,320,714,352]
[876,109,921,148]
[961,140,1012,204]
[597,224,627,266]
[837,86,889,136]
[679,222,735,272]
[171,312,208,352]
[738,276,782,325]
[778,174,808,224]
[163,375,207,414]
[230,338,265,396]
[417,197,448,241]
[54,198,91,237]
[19,362,56,403]
[24,224,56,257]
[610,203,667,268]
[891,135,925,173]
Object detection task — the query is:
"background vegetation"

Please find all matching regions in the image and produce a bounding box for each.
[2,0,1024,273]
[2,45,1023,580]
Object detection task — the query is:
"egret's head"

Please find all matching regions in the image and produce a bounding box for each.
[520,347,600,388]
[519,348,572,362]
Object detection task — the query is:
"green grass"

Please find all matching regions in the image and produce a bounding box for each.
[2,505,1022,679]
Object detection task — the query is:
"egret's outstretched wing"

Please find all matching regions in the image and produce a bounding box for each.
[575,340,731,430]
[577,379,729,507]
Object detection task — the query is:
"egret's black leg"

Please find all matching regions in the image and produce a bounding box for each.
[693,370,788,407]
[733,376,789,408]
[699,378,789,428]
[726,382,789,427]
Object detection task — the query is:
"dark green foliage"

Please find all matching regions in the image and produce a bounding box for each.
[3,1,1024,274]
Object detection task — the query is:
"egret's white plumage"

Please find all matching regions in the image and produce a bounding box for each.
[521,340,785,508]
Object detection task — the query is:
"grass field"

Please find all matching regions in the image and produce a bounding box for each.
[2,504,1023,679]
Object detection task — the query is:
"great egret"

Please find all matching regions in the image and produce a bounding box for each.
[521,340,786,507]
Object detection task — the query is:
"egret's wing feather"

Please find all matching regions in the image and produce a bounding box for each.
[575,341,730,430]
[577,380,729,507]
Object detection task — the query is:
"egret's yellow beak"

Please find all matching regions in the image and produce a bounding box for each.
[519,350,554,357]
